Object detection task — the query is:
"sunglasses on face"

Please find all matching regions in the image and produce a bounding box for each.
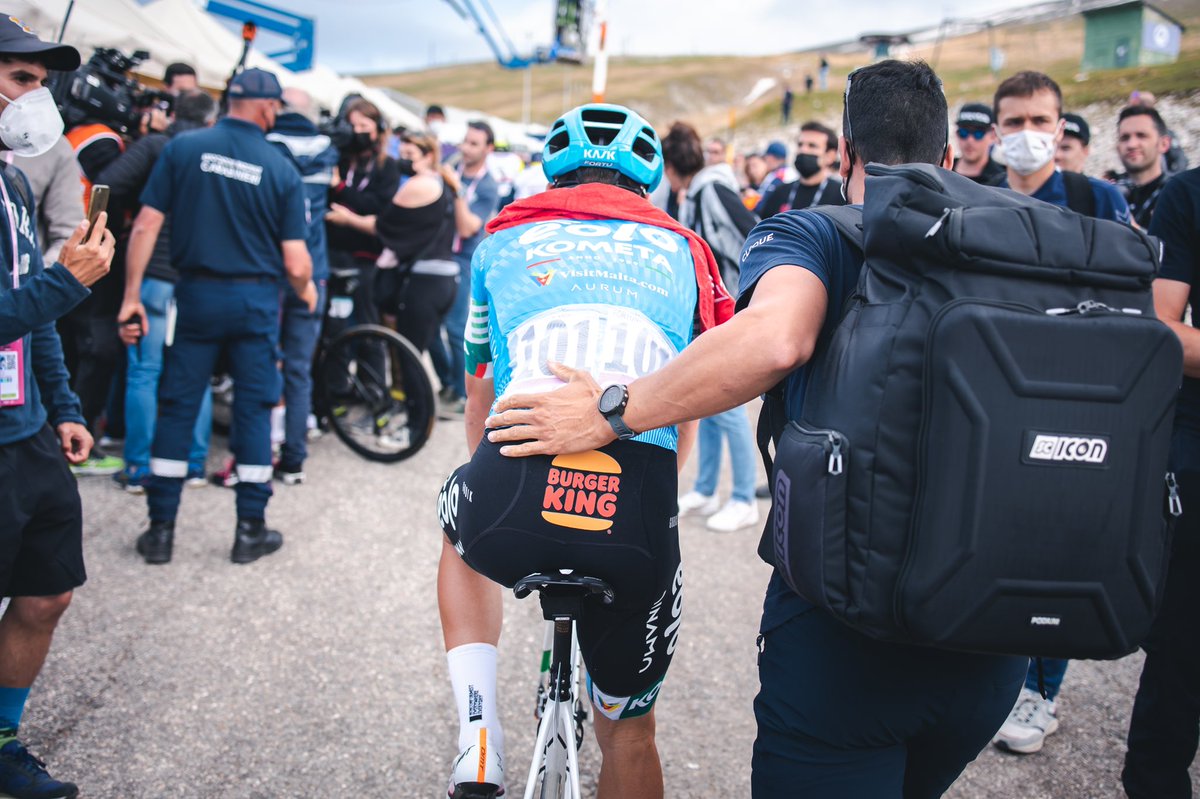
[957,127,988,141]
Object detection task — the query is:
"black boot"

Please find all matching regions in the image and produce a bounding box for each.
[136,520,175,564]
[231,519,284,564]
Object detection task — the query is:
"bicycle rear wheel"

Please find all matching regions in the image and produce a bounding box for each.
[317,324,435,462]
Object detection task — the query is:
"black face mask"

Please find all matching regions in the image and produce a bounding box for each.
[350,132,375,152]
[396,158,415,177]
[794,152,822,179]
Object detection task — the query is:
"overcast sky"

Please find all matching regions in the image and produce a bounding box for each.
[254,0,1045,74]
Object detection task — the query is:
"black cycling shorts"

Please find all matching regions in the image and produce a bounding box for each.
[439,437,681,718]
[0,425,86,597]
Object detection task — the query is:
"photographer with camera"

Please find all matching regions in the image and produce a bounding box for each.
[106,89,219,493]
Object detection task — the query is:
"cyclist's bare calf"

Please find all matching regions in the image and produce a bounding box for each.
[438,536,501,649]
[593,710,663,799]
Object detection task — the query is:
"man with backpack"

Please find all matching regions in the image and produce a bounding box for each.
[484,60,1031,796]
[988,70,1133,757]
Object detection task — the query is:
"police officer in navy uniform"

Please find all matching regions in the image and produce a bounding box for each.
[119,68,316,565]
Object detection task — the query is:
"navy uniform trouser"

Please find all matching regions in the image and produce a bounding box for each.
[148,277,282,522]
[753,601,1028,798]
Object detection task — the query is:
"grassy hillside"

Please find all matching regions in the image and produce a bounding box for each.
[359,0,1200,143]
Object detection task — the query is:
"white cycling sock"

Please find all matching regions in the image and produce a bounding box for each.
[447,642,504,754]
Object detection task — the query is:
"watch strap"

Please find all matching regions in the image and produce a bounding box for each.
[606,413,636,441]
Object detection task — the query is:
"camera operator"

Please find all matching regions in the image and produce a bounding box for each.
[106,90,219,491]
[61,49,169,189]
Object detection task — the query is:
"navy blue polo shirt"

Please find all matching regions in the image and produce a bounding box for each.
[737,208,865,634]
[998,169,1131,225]
[140,117,306,278]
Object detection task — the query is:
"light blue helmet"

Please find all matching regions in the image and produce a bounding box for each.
[542,103,663,193]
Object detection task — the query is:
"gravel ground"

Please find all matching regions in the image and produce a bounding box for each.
[20,408,1200,798]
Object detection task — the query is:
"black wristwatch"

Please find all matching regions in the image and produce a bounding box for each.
[598,384,636,440]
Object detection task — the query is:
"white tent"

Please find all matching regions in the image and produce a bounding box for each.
[139,0,294,87]
[16,0,423,130]
[11,0,198,77]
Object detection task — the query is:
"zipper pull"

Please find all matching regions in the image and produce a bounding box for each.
[827,433,844,476]
[1167,472,1183,518]
[924,207,952,239]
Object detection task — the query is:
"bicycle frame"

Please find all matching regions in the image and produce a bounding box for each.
[525,617,583,799]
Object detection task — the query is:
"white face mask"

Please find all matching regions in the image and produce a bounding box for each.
[999,128,1058,176]
[0,87,64,158]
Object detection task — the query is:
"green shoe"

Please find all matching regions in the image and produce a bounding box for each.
[70,454,124,476]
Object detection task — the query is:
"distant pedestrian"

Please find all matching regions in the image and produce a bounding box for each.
[781,85,793,125]
[804,74,814,94]
[818,55,829,90]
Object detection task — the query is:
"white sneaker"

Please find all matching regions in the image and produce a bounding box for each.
[992,687,1059,754]
[706,499,760,532]
[447,729,505,798]
[678,491,720,516]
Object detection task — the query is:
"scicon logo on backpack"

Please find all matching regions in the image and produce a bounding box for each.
[1026,434,1109,464]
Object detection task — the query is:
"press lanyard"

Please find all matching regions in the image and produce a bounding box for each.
[786,175,830,211]
[452,167,486,253]
[345,158,374,193]
[0,173,20,289]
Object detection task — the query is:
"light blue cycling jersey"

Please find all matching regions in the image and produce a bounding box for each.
[466,217,698,450]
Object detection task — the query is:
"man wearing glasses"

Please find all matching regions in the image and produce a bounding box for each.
[951,102,1004,184]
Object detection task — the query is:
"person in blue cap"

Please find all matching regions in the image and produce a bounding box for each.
[119,67,316,565]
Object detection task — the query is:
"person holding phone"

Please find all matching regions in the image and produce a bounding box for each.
[0,18,116,798]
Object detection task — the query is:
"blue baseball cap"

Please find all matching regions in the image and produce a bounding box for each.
[765,140,787,159]
[228,68,283,100]
[0,15,80,70]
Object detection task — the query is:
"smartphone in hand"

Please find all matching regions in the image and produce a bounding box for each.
[86,184,110,242]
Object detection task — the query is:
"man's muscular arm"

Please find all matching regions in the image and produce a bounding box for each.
[486,265,828,457]
[1154,279,1200,378]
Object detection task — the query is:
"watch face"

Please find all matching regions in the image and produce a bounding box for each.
[599,384,624,414]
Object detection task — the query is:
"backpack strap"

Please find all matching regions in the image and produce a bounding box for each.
[809,204,864,252]
[755,205,865,481]
[1061,171,1096,218]
[0,162,32,213]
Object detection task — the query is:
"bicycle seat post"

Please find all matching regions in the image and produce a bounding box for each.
[513,572,616,702]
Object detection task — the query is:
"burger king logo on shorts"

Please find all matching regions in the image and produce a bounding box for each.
[542,450,622,532]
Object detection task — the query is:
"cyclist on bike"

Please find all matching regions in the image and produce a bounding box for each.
[436,103,732,799]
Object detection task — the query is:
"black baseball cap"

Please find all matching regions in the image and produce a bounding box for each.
[1062,113,1090,145]
[0,14,80,71]
[956,103,994,129]
[228,68,284,100]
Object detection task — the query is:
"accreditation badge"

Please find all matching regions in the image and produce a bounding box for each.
[0,340,24,407]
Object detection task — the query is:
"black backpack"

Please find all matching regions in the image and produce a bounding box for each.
[767,163,1182,660]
